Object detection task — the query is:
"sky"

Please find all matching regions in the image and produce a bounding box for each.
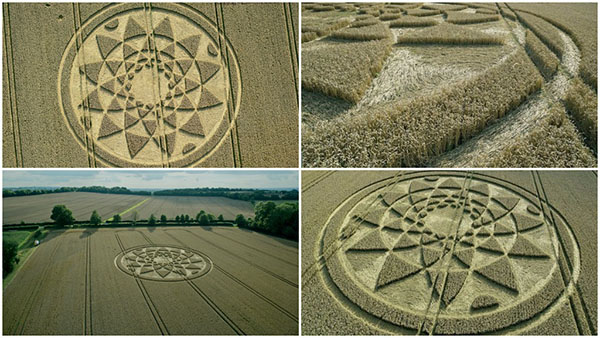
[3,170,298,190]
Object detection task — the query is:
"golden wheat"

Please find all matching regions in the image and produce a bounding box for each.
[396,23,504,45]
[331,23,393,41]
[524,30,559,79]
[405,8,442,17]
[389,16,438,27]
[446,12,500,24]
[564,78,598,153]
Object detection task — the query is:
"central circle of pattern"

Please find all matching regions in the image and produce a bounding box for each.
[63,6,239,166]
[116,245,211,281]
[325,175,573,332]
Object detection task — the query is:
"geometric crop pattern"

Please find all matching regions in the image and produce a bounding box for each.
[338,175,558,317]
[66,8,231,165]
[116,245,211,281]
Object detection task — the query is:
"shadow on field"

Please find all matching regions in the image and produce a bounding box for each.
[79,227,98,239]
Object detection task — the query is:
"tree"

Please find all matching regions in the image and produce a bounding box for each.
[184,215,190,223]
[198,214,209,226]
[51,205,75,227]
[207,214,215,222]
[149,214,157,225]
[160,215,167,223]
[175,215,180,222]
[196,210,206,222]
[113,214,122,223]
[235,214,247,227]
[218,214,224,221]
[3,240,19,277]
[90,210,101,226]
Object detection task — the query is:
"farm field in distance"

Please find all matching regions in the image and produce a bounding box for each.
[302,3,597,168]
[2,192,254,224]
[3,226,298,335]
[301,170,597,335]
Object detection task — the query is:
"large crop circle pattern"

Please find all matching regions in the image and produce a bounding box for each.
[115,245,212,281]
[59,4,241,167]
[321,174,579,334]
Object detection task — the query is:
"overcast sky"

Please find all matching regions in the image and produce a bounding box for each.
[3,170,298,190]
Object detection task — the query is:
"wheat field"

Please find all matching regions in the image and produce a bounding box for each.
[301,2,597,168]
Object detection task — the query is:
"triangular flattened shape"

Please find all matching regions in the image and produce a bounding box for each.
[394,234,419,249]
[409,180,432,194]
[124,112,139,128]
[422,246,442,266]
[179,113,205,136]
[180,35,201,57]
[494,196,520,211]
[100,79,116,93]
[471,295,499,310]
[430,189,447,198]
[178,59,194,75]
[442,270,468,304]
[197,60,220,83]
[161,43,175,58]
[346,250,387,274]
[480,214,493,225]
[143,120,157,135]
[107,97,122,111]
[470,195,488,207]
[139,265,154,274]
[185,78,200,92]
[105,60,122,75]
[439,178,462,190]
[83,89,102,110]
[178,95,195,110]
[123,43,137,60]
[165,131,176,155]
[117,75,126,84]
[174,87,184,96]
[475,256,518,292]
[348,230,387,251]
[469,184,489,196]
[81,61,103,84]
[125,132,150,158]
[376,253,421,289]
[164,112,177,127]
[477,236,504,254]
[197,88,222,109]
[124,17,146,41]
[422,233,437,245]
[97,115,122,138]
[487,206,508,220]
[391,202,411,217]
[125,61,136,72]
[363,207,386,225]
[155,267,170,278]
[154,17,173,38]
[508,234,549,258]
[453,248,474,266]
[494,221,515,235]
[383,218,404,231]
[476,226,491,237]
[96,35,120,59]
[138,107,151,118]
[513,213,544,232]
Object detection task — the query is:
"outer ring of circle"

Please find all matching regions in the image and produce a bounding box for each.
[58,3,241,167]
[114,244,213,282]
[318,172,579,334]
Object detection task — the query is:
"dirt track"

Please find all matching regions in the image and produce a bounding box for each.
[3,226,298,335]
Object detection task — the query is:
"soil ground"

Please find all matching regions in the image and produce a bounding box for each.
[301,170,596,335]
[3,226,298,335]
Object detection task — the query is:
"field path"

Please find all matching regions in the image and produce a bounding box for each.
[430,6,581,167]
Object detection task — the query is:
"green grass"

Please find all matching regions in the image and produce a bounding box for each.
[3,231,31,247]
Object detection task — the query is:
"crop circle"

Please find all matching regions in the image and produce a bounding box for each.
[321,173,580,334]
[115,245,212,281]
[59,4,241,167]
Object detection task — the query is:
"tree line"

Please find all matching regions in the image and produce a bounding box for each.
[48,201,299,241]
[3,186,298,202]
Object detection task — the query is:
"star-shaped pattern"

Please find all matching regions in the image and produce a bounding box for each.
[121,246,209,281]
[342,176,553,311]
[76,12,224,160]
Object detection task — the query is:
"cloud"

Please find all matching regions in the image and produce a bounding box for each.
[3,170,298,190]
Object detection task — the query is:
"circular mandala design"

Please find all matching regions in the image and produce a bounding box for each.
[59,4,241,167]
[322,173,580,334]
[115,245,212,281]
